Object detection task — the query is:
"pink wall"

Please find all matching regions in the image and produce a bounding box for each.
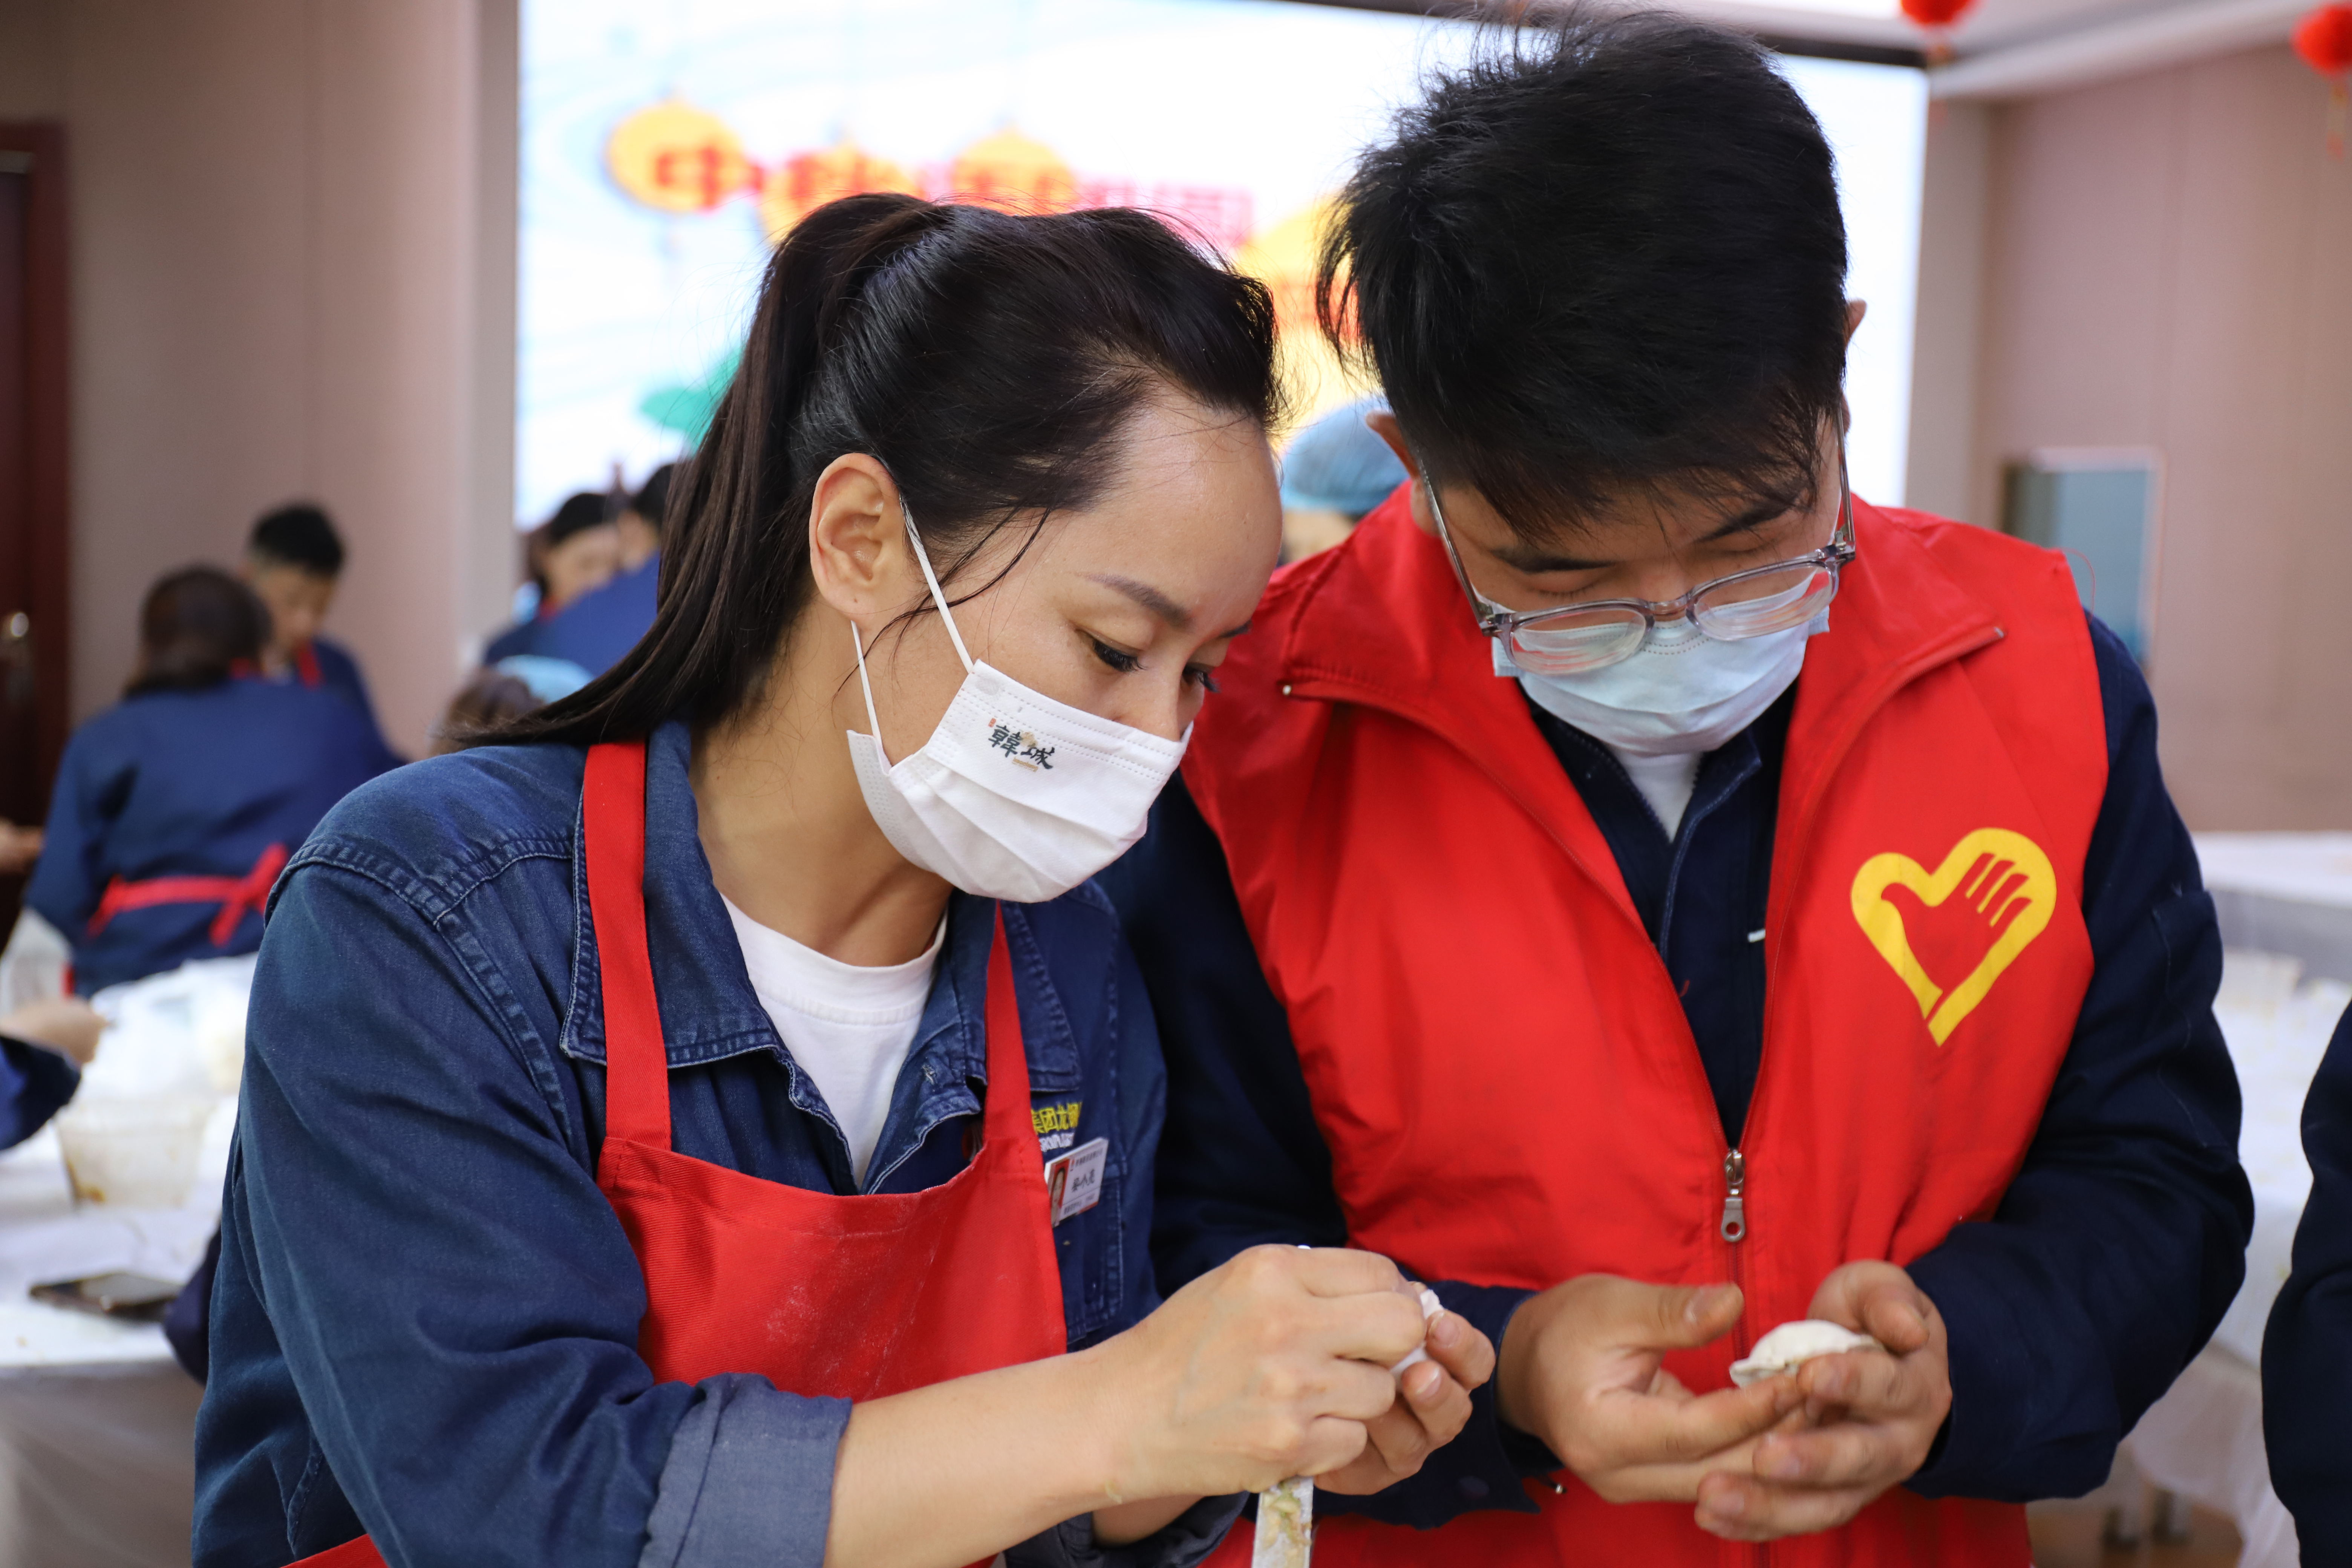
[1967,46,2352,828]
[0,0,515,756]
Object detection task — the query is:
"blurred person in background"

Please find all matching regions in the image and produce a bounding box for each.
[616,461,670,573]
[0,821,40,874]
[536,461,675,677]
[426,667,541,756]
[243,504,390,753]
[0,995,104,1148]
[484,492,625,665]
[2262,997,2352,1561]
[1105,11,2248,1564]
[1278,398,1404,563]
[9,567,397,996]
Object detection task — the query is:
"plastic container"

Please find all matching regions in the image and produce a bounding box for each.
[52,1095,218,1208]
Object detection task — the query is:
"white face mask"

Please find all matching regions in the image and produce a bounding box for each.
[1502,610,1828,757]
[845,504,1189,903]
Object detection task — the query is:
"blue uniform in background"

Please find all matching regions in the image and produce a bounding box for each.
[481,617,541,665]
[0,1035,77,1148]
[26,678,399,994]
[533,554,657,677]
[292,636,390,748]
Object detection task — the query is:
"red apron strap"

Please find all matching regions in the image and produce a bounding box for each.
[85,841,290,944]
[583,740,672,1150]
[294,641,323,688]
[295,1534,387,1568]
[982,908,1035,1143]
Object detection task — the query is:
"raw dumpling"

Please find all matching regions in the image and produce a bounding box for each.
[1728,1319,1883,1387]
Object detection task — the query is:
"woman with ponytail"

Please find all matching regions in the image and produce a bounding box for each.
[193,196,1494,1568]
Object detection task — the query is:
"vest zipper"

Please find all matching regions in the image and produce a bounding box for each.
[1720,1148,1747,1243]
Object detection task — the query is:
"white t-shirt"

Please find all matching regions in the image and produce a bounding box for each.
[1608,746,1705,839]
[720,894,944,1187]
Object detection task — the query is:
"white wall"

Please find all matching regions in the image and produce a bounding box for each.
[1908,45,2352,829]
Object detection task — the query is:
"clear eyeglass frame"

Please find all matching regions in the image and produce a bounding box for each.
[1423,457,1857,678]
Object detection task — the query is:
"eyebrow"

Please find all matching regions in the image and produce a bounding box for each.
[1089,573,1191,628]
[1087,573,1252,643]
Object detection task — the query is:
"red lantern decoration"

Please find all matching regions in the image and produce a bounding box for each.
[1902,0,1973,27]
[2294,3,2352,73]
[2293,4,2352,159]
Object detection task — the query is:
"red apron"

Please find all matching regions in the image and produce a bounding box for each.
[296,738,1069,1567]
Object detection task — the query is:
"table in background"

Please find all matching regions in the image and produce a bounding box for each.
[0,1120,222,1567]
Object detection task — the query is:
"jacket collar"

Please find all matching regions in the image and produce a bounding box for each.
[562,721,1055,1109]
[1275,485,2002,925]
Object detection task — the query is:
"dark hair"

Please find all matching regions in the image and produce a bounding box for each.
[128,567,269,697]
[543,492,617,547]
[431,668,541,755]
[496,194,1279,747]
[631,463,677,531]
[248,502,345,577]
[1320,8,1849,534]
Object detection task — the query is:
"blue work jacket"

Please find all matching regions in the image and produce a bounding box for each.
[535,555,658,677]
[194,722,1239,1568]
[1101,611,2251,1525]
[26,678,398,993]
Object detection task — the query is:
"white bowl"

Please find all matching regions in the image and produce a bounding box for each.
[52,1095,218,1208]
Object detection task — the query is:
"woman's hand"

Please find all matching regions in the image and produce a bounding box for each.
[1087,1245,1435,1503]
[825,1248,1450,1565]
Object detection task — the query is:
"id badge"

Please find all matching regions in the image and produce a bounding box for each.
[1043,1136,1108,1225]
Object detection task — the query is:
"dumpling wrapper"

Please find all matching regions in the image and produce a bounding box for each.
[1728,1320,1883,1387]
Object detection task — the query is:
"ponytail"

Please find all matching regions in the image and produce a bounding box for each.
[485,194,1279,748]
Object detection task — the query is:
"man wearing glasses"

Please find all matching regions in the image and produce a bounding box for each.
[1102,10,2249,1566]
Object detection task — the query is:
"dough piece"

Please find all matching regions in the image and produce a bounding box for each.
[1729,1319,1883,1387]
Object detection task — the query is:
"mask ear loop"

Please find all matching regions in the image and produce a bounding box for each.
[848,495,972,766]
[899,498,974,674]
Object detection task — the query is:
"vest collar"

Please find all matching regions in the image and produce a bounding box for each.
[1273,486,2004,923]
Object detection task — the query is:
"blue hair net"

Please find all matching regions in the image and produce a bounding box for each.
[1279,398,1406,519]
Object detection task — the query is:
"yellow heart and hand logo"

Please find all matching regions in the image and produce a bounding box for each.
[1850,828,2056,1045]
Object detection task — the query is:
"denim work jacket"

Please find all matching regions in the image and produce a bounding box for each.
[194,723,1239,1568]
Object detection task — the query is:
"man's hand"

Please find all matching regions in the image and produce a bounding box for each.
[1316,1285,1498,1494]
[1496,1275,1798,1503]
[1694,1261,1952,1540]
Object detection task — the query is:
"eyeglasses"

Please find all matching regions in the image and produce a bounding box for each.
[1424,458,1856,677]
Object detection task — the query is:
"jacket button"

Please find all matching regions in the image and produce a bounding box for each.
[1280,683,1292,697]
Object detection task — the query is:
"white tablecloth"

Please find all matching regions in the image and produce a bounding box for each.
[0,1120,226,1567]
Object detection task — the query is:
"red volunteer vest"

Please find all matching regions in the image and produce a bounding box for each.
[296,740,1067,1568]
[1189,493,2105,1568]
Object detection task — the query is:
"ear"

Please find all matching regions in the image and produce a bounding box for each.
[807,453,919,630]
[1843,299,1868,344]
[1363,410,1439,537]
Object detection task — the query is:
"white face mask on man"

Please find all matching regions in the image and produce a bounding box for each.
[1500,607,1829,758]
[844,503,1189,903]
